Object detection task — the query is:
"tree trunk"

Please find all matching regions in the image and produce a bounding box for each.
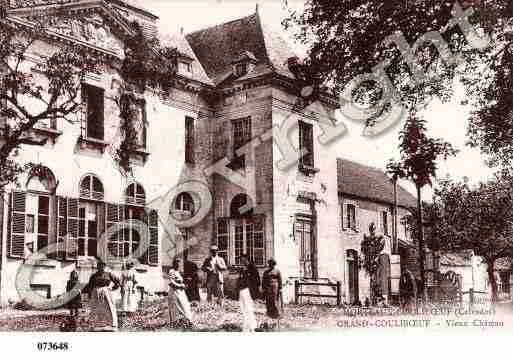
[416,184,427,302]
[486,259,498,303]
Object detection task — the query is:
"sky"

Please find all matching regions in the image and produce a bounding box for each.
[142,0,497,199]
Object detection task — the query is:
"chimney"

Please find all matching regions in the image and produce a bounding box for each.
[180,26,184,35]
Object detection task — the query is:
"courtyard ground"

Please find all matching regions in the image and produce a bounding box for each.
[0,298,512,332]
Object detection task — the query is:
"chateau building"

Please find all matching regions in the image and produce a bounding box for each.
[0,0,416,306]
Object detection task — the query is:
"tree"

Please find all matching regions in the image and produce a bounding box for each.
[0,10,179,186]
[0,17,102,188]
[416,175,513,302]
[386,113,457,301]
[360,223,385,304]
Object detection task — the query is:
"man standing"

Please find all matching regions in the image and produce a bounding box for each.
[202,245,227,306]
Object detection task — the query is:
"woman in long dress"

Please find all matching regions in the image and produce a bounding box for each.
[262,258,282,326]
[120,263,138,314]
[184,258,201,304]
[85,260,121,332]
[168,259,193,326]
[65,269,82,319]
[238,254,257,332]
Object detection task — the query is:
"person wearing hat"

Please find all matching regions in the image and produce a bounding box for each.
[201,244,227,306]
[262,258,283,326]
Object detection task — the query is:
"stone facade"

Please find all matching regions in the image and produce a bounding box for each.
[0,1,417,307]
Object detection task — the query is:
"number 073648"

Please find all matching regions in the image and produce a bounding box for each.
[36,342,69,351]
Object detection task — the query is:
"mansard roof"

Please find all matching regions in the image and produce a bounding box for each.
[337,158,417,209]
[185,11,297,86]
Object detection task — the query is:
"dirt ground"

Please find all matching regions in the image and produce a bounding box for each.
[0,298,512,332]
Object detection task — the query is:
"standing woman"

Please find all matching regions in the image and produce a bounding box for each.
[238,254,257,332]
[85,260,121,332]
[167,259,193,327]
[262,259,282,327]
[65,269,82,319]
[184,257,201,304]
[120,263,138,315]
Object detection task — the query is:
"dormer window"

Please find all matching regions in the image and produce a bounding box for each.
[177,54,194,76]
[178,60,192,75]
[232,51,257,78]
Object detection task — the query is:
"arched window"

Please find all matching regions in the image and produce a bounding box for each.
[230,193,253,218]
[24,166,56,255]
[174,192,194,213]
[26,166,56,193]
[125,183,146,206]
[79,174,104,201]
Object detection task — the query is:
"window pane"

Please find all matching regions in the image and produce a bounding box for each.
[38,215,49,234]
[38,196,49,215]
[88,239,97,257]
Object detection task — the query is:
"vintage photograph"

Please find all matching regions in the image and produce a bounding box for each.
[0,0,512,336]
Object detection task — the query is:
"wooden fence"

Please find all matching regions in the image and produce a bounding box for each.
[294,279,342,306]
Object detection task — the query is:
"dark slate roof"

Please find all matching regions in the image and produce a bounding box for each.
[185,12,296,86]
[337,158,417,208]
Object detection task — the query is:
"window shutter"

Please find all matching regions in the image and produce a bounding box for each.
[105,202,123,260]
[66,197,79,260]
[80,86,87,138]
[56,196,67,260]
[148,209,159,266]
[341,202,345,230]
[355,204,360,231]
[8,191,26,259]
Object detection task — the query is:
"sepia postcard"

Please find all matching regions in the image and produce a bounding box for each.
[0,0,512,355]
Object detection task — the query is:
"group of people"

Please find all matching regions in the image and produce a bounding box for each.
[62,245,283,332]
[64,261,139,332]
[167,245,284,332]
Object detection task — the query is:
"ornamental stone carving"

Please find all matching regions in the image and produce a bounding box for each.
[48,14,124,55]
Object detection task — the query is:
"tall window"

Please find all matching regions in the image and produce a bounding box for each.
[231,117,251,170]
[382,211,389,236]
[78,202,99,257]
[234,216,265,266]
[216,218,229,263]
[81,84,104,140]
[346,204,356,230]
[125,183,146,206]
[185,116,194,164]
[133,100,147,149]
[79,174,104,201]
[299,120,314,169]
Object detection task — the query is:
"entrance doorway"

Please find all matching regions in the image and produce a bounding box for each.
[296,217,316,279]
[347,249,359,304]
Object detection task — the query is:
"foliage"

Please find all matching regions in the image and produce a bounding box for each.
[111,21,178,175]
[0,10,179,182]
[284,0,513,168]
[0,17,103,188]
[360,223,385,301]
[413,174,513,300]
[387,113,458,188]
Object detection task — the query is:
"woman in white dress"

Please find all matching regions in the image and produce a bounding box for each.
[167,259,193,326]
[120,262,138,314]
